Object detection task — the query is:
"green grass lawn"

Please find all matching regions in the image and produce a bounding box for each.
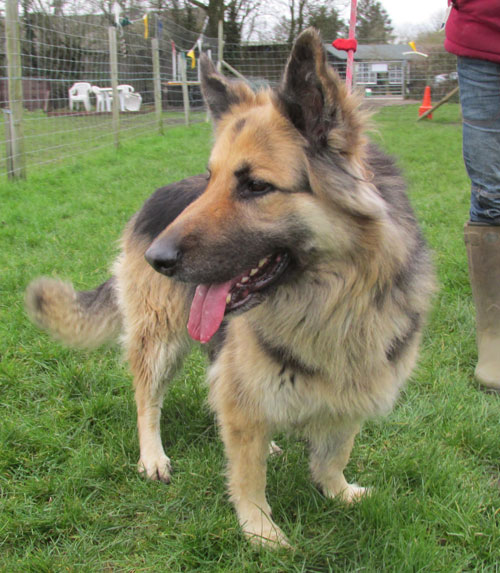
[1,104,499,571]
[0,109,207,177]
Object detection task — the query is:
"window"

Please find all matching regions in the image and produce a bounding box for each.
[356,62,376,84]
[388,63,403,85]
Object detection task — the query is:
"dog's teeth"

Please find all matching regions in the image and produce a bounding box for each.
[241,276,249,284]
[258,257,268,268]
[250,268,259,276]
[226,294,232,304]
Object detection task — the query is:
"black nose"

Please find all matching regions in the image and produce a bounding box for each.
[145,238,182,276]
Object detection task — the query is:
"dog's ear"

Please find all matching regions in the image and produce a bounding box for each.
[278,28,362,153]
[200,55,254,123]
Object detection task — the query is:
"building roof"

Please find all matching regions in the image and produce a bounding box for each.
[325,43,415,61]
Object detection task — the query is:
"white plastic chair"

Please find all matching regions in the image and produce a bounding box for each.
[123,91,142,111]
[92,86,112,112]
[117,84,142,111]
[117,84,134,94]
[68,82,92,111]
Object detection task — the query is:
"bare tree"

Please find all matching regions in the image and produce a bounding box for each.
[185,0,224,37]
[286,0,307,43]
[186,0,261,41]
[271,0,346,44]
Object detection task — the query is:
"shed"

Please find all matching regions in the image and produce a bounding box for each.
[325,43,416,98]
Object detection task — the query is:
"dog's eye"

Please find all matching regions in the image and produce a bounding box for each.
[206,168,212,181]
[247,179,274,195]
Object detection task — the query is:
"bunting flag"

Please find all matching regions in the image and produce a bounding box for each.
[403,41,428,58]
[143,13,149,39]
[183,17,208,71]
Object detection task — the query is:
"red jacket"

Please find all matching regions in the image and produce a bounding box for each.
[444,0,500,63]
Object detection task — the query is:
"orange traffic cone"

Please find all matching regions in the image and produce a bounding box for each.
[419,86,433,119]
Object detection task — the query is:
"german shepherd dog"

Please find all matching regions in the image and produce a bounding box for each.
[26,30,434,546]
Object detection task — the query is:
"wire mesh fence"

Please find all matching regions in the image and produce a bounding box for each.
[0,1,459,180]
[0,7,218,178]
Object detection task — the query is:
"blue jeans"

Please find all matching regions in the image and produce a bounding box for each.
[458,56,500,225]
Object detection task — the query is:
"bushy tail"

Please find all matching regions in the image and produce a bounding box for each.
[25,276,122,349]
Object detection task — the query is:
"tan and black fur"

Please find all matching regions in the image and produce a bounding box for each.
[26,30,434,546]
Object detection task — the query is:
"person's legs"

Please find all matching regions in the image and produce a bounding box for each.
[458,57,500,224]
[458,56,500,390]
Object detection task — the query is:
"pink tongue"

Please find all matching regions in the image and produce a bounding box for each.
[187,281,233,343]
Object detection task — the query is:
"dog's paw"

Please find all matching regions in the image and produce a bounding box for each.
[138,454,172,483]
[268,441,283,456]
[329,483,371,504]
[242,516,291,549]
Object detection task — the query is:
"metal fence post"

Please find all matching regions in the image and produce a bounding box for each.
[108,26,120,148]
[152,38,163,135]
[5,0,26,179]
[180,53,190,126]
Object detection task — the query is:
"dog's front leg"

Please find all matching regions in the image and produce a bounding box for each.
[216,404,289,548]
[128,338,185,483]
[308,421,369,503]
[134,381,170,483]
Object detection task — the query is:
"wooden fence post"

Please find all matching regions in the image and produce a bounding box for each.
[217,20,223,73]
[152,38,163,135]
[5,0,26,179]
[180,53,190,126]
[108,26,120,148]
[3,110,15,177]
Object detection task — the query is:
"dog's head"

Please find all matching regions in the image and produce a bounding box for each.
[145,29,388,343]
